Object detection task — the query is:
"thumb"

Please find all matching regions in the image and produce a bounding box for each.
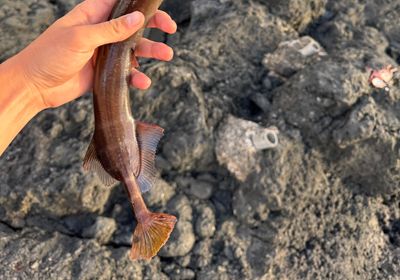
[81,11,145,49]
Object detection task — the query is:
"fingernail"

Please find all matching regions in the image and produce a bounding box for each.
[165,47,174,61]
[172,21,178,32]
[126,11,143,27]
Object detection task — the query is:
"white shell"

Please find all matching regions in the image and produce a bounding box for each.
[371,77,387,89]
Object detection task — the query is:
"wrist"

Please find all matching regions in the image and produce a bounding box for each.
[0,56,45,155]
[1,55,46,113]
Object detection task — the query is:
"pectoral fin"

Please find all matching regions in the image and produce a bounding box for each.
[83,139,118,187]
[136,121,164,193]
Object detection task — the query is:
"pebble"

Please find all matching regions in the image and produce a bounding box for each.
[167,195,193,221]
[189,180,214,200]
[81,217,117,245]
[159,220,196,257]
[195,205,216,238]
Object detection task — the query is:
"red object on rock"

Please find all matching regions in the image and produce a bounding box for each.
[368,64,398,91]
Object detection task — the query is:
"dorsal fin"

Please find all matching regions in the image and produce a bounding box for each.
[83,139,118,187]
[136,121,164,193]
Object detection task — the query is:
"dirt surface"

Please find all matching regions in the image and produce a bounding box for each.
[1,0,400,279]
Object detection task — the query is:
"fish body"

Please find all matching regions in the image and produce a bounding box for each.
[84,0,176,260]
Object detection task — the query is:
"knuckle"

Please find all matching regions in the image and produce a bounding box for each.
[107,19,124,37]
[68,27,83,46]
[51,18,65,28]
[67,26,91,50]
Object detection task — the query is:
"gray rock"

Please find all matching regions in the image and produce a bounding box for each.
[216,115,278,181]
[0,226,144,279]
[249,92,272,113]
[166,194,193,222]
[160,195,195,257]
[263,36,327,78]
[163,264,195,280]
[81,217,117,245]
[0,0,56,61]
[161,0,192,24]
[188,179,213,200]
[273,59,368,143]
[313,1,392,55]
[231,135,296,227]
[195,205,216,238]
[176,254,191,267]
[365,1,400,60]
[159,220,196,257]
[332,98,378,148]
[111,225,132,247]
[192,239,213,268]
[144,179,176,208]
[258,0,327,32]
[0,98,113,224]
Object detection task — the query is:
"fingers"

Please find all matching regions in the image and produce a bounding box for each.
[130,37,174,90]
[131,69,151,90]
[147,10,177,34]
[135,38,173,61]
[79,11,145,49]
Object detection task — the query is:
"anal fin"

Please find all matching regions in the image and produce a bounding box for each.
[136,121,164,193]
[83,139,118,187]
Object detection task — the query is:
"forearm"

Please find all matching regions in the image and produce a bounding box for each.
[0,56,44,156]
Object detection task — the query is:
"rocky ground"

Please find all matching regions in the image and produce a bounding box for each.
[1,0,400,279]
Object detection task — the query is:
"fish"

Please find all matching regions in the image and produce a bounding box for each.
[83,0,176,261]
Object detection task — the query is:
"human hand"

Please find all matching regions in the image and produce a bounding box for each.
[11,0,177,109]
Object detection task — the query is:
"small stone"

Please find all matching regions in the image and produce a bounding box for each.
[175,176,193,188]
[160,195,195,257]
[167,195,193,221]
[263,77,273,90]
[144,179,175,207]
[156,155,173,172]
[71,104,87,123]
[63,214,94,235]
[196,173,218,183]
[163,263,175,274]
[173,268,195,280]
[193,239,213,268]
[195,205,216,238]
[111,226,132,247]
[163,263,195,280]
[159,220,195,257]
[81,217,117,245]
[176,254,191,267]
[215,115,279,181]
[263,36,326,78]
[9,217,25,229]
[249,93,272,113]
[30,261,39,270]
[49,123,63,138]
[189,180,213,200]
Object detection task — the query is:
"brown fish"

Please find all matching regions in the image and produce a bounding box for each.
[83,0,176,260]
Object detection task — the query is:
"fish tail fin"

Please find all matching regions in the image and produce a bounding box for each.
[130,212,177,260]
